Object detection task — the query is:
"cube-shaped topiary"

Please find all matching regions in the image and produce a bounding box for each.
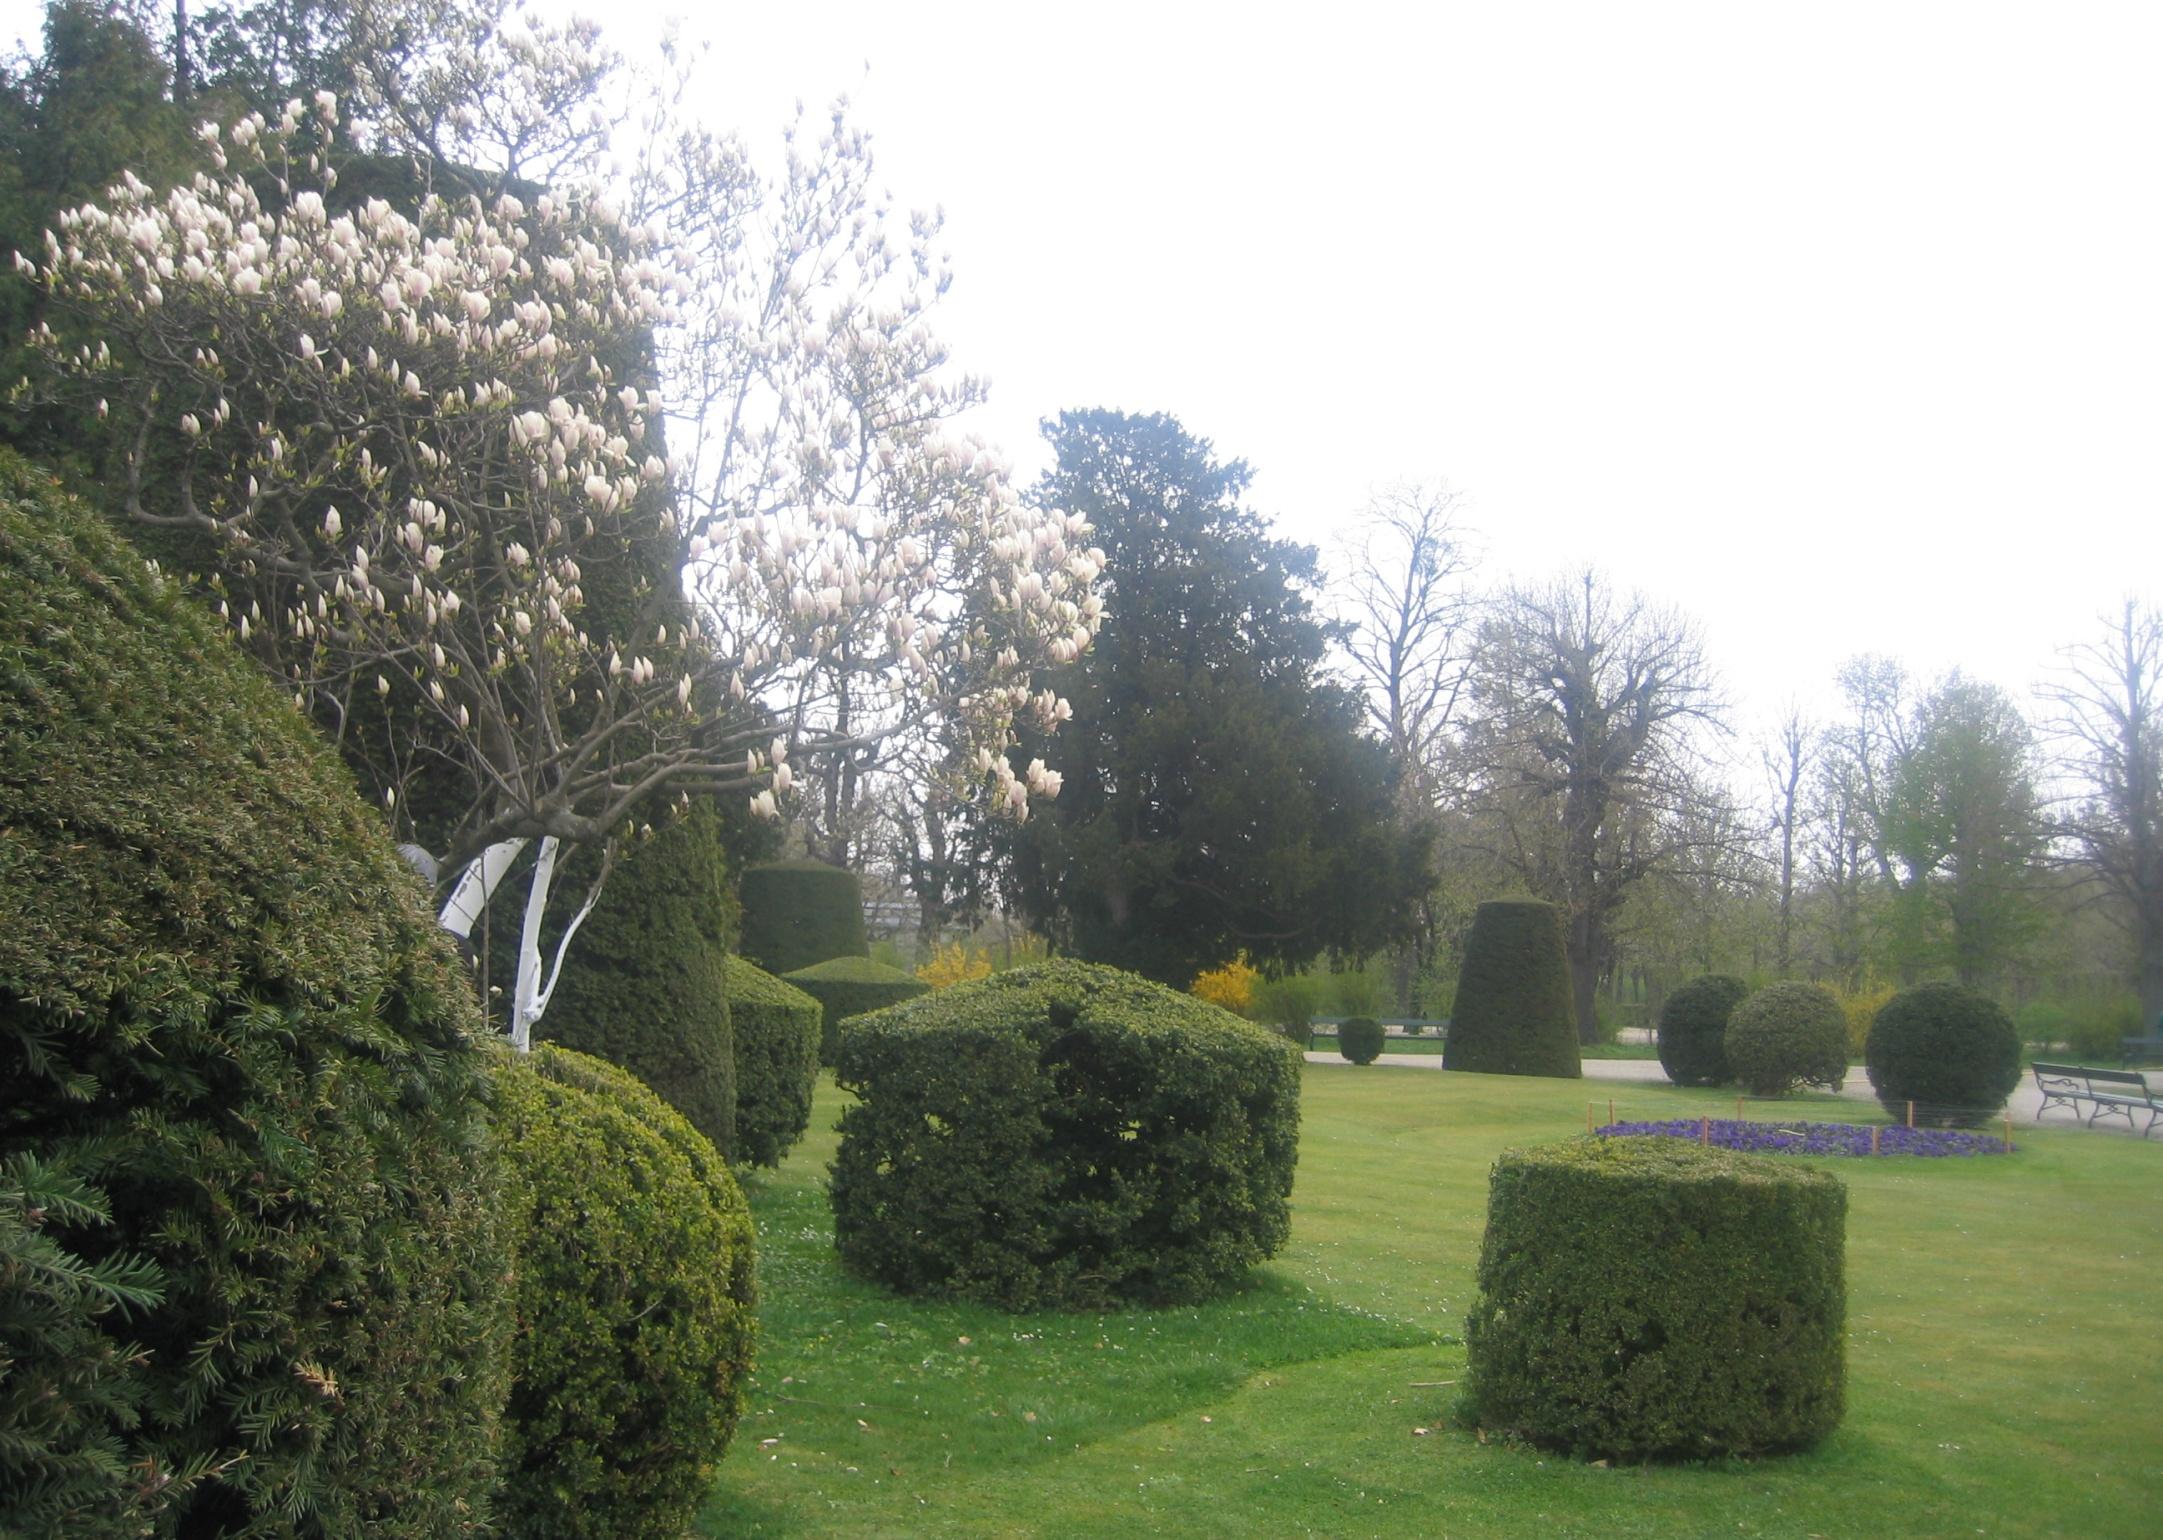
[724,955,822,1167]
[540,803,738,1160]
[1338,1015,1386,1064]
[1464,1137,1846,1460]
[1866,982,2023,1128]
[0,456,509,1535]
[739,859,870,975]
[491,1046,757,1540]
[1443,900,1582,1078]
[1657,974,1750,1087]
[1725,981,1850,1097]
[830,960,1302,1310]
[784,954,932,1066]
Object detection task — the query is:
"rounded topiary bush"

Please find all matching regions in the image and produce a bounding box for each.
[1866,982,2023,1128]
[1657,974,1750,1087]
[1725,981,1851,1097]
[1443,900,1582,1078]
[831,960,1302,1310]
[784,954,932,1066]
[1463,1137,1846,1460]
[540,802,737,1159]
[738,859,869,975]
[0,457,509,1536]
[1338,1015,1385,1064]
[724,954,821,1167]
[491,1045,757,1540]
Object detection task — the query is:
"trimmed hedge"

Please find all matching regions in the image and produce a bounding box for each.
[0,456,510,1535]
[1726,981,1850,1097]
[491,1046,757,1540]
[724,955,821,1168]
[1866,982,2023,1128]
[1463,1137,1846,1460]
[539,803,738,1159]
[1443,900,1582,1078]
[830,960,1302,1310]
[1338,1015,1385,1064]
[784,954,932,1066]
[739,859,869,976]
[1657,974,1750,1087]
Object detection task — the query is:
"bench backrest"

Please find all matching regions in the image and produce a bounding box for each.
[2034,1062,2157,1099]
[2077,1066,2155,1095]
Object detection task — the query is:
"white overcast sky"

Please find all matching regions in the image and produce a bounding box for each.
[9,1,2159,751]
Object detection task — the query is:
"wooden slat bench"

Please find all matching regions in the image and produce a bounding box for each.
[2030,1062,2163,1137]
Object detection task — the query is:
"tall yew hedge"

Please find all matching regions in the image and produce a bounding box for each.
[738,859,869,976]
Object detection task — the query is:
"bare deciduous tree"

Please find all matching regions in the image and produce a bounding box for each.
[2042,600,2163,1026]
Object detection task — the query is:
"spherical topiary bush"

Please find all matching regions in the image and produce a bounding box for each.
[1338,1015,1386,1064]
[725,954,821,1167]
[1443,900,1582,1078]
[491,1045,757,1540]
[1463,1137,1846,1461]
[1657,974,1750,1087]
[738,859,870,975]
[0,456,509,1535]
[1866,982,2023,1128]
[540,802,737,1159]
[784,954,932,1066]
[1725,982,1851,1097]
[831,960,1302,1310]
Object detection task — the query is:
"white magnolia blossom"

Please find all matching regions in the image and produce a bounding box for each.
[20,5,1099,1037]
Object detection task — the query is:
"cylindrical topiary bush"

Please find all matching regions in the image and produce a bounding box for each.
[1443,900,1582,1078]
[1657,974,1750,1087]
[540,802,738,1159]
[831,959,1302,1310]
[491,1045,758,1540]
[1866,982,2023,1128]
[1726,981,1851,1097]
[1338,1015,1386,1064]
[738,859,870,975]
[1463,1137,1846,1460]
[0,457,510,1536]
[785,954,933,1066]
[725,954,822,1167]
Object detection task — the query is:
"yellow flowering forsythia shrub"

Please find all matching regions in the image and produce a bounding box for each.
[1192,955,1260,1016]
[918,942,995,990]
[1835,981,1895,1058]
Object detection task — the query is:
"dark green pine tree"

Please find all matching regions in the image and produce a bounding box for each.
[995,409,1431,987]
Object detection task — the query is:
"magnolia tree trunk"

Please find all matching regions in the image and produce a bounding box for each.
[438,837,608,1050]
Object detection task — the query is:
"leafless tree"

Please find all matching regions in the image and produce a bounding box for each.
[1762,707,1814,978]
[2041,600,2163,1026]
[1460,570,1726,1042]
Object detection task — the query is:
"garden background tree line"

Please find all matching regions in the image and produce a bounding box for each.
[4,1,2157,1044]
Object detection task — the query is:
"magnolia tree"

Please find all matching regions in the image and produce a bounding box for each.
[19,11,1099,1047]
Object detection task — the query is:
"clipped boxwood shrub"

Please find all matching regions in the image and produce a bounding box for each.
[724,955,821,1167]
[1726,981,1850,1097]
[1866,982,2023,1128]
[491,1045,757,1540]
[1338,1015,1386,1064]
[0,456,510,1535]
[831,960,1301,1310]
[738,859,869,975]
[1464,1137,1846,1460]
[1443,900,1582,1078]
[1656,974,1750,1087]
[785,954,932,1066]
[539,803,737,1159]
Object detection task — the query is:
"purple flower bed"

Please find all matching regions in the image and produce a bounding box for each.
[1597,1119,2011,1157]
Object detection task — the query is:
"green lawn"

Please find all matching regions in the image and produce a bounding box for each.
[699,1065,2162,1538]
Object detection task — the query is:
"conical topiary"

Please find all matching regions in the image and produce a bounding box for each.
[538,803,738,1161]
[738,859,870,976]
[1442,900,1582,1078]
